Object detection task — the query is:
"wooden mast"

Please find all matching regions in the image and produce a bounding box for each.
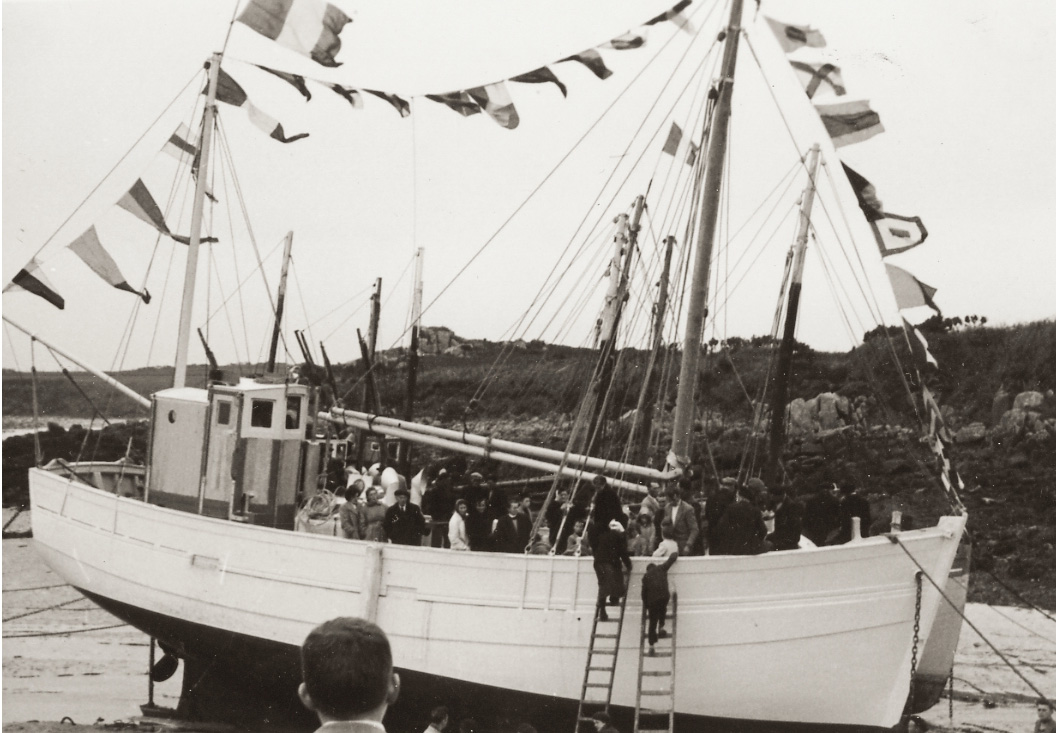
[668,0,745,470]
[400,249,424,474]
[173,53,221,389]
[266,231,294,373]
[765,144,821,486]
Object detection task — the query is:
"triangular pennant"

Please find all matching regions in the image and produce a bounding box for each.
[425,91,481,117]
[162,124,197,165]
[364,90,411,117]
[330,84,364,109]
[67,226,150,303]
[466,82,520,129]
[559,49,613,80]
[118,179,171,234]
[256,64,312,100]
[606,32,645,50]
[886,264,939,313]
[3,258,65,309]
[646,0,695,34]
[510,67,568,98]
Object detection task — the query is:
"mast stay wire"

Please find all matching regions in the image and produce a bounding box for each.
[336,0,726,407]
[472,27,723,411]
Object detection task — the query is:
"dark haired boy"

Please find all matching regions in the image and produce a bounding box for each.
[641,552,678,654]
[299,617,400,733]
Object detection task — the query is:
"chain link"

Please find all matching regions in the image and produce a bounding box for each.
[907,570,923,714]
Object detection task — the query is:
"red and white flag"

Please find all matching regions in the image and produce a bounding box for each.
[214,68,309,143]
[764,17,826,53]
[815,99,884,148]
[467,82,520,130]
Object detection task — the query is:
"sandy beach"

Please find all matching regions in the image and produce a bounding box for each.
[3,509,1053,732]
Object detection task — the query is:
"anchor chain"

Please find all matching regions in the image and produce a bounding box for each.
[908,570,923,713]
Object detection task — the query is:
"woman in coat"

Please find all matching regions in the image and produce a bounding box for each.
[448,499,471,550]
[358,487,388,542]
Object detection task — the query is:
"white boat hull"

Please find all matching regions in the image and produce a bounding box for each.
[30,465,965,730]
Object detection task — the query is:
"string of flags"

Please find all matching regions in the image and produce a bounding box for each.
[227,0,697,135]
[766,15,962,510]
[4,149,221,309]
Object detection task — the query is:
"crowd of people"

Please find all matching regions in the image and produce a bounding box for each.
[322,452,878,559]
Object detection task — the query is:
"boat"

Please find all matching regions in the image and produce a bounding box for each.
[7,0,970,730]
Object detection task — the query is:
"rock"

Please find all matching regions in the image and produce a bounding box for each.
[816,392,849,430]
[881,458,913,475]
[1008,453,1029,468]
[1012,390,1044,411]
[955,422,988,444]
[788,398,816,435]
[997,408,1029,435]
[991,388,1013,426]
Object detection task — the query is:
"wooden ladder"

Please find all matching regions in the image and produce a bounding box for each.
[575,578,630,733]
[634,592,677,733]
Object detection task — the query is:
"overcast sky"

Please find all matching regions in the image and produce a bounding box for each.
[3,0,1055,375]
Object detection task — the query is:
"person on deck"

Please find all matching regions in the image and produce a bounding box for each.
[591,711,619,733]
[298,617,400,733]
[1035,698,1056,733]
[767,485,804,551]
[547,487,586,554]
[594,519,632,622]
[713,483,769,555]
[641,552,677,655]
[384,487,427,546]
[518,492,534,525]
[424,706,449,733]
[704,479,736,554]
[422,472,455,548]
[339,485,363,539]
[588,475,627,552]
[636,510,657,555]
[830,479,872,544]
[465,497,492,551]
[448,499,470,551]
[564,518,590,556]
[661,483,699,556]
[359,487,387,542]
[801,485,841,546]
[652,521,679,558]
[640,483,662,518]
[493,497,532,554]
[529,520,552,555]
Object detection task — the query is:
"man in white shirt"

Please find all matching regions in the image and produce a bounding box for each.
[298,617,400,733]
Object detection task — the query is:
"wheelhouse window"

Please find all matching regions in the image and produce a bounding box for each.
[216,401,232,425]
[250,399,274,428]
[285,396,302,429]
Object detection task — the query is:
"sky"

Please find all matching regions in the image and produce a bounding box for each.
[3,0,1055,376]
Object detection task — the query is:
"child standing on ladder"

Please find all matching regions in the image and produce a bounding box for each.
[641,553,678,655]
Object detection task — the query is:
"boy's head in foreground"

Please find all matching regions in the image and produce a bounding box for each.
[299,617,399,723]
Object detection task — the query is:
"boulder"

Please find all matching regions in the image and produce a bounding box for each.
[816,392,849,431]
[997,408,1029,435]
[1013,391,1045,411]
[954,422,988,444]
[788,398,816,435]
[991,388,1013,426]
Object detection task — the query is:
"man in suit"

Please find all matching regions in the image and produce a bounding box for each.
[767,484,804,551]
[384,487,427,546]
[662,483,699,556]
[298,617,400,733]
[493,498,532,554]
[713,483,769,555]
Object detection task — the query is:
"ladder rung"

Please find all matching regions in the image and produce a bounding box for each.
[592,649,616,655]
[637,708,671,716]
[637,728,671,733]
[640,689,672,696]
[585,683,611,688]
[588,666,612,672]
[594,633,619,638]
[645,651,672,657]
[596,617,619,623]
[641,671,671,676]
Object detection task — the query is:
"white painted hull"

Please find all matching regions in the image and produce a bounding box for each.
[30,465,965,729]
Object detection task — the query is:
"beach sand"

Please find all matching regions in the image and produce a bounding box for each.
[3,511,1052,732]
